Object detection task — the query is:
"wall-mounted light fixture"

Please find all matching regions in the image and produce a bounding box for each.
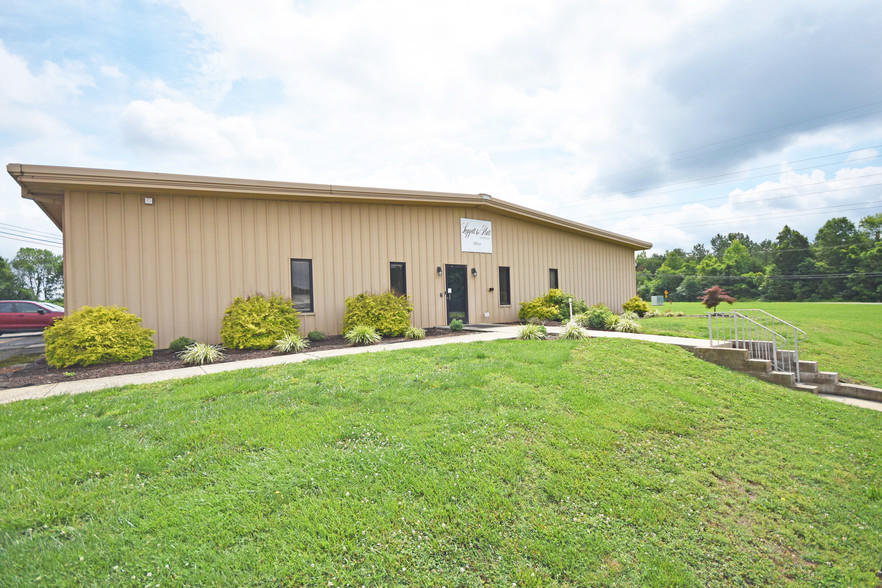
[471,268,478,277]
[437,266,443,276]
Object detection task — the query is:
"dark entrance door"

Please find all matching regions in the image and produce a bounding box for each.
[445,264,468,324]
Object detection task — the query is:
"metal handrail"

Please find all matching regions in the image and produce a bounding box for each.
[707,309,806,382]
[740,308,807,343]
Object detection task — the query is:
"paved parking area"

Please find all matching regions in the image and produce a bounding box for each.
[0,333,45,363]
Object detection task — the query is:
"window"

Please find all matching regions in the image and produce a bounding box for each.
[290,259,314,313]
[390,262,406,296]
[15,302,41,313]
[549,268,559,290]
[498,266,511,306]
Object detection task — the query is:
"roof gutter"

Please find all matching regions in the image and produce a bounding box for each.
[7,163,652,250]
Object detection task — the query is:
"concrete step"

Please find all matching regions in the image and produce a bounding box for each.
[693,346,747,361]
[744,358,772,374]
[758,371,796,387]
[794,383,820,393]
[798,360,819,374]
[691,344,878,403]
[834,383,882,403]
[800,371,839,394]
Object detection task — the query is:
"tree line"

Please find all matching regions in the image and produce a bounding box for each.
[637,213,882,302]
[0,248,64,302]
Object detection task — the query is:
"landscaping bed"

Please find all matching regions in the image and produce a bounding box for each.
[0,327,468,389]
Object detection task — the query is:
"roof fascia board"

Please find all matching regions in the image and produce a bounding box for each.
[8,163,651,250]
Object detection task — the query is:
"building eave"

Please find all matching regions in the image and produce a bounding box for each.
[7,163,652,250]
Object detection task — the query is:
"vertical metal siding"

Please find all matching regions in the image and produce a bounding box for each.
[64,191,639,346]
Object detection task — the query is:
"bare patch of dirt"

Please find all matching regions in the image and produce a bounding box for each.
[0,328,469,389]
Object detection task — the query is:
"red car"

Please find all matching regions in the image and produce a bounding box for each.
[0,300,65,335]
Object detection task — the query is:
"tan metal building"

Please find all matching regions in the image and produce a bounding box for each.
[8,164,651,347]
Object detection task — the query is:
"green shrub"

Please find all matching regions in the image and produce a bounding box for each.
[560,320,589,340]
[344,325,382,346]
[275,332,310,353]
[404,326,426,340]
[43,306,155,368]
[517,324,547,340]
[518,299,559,322]
[307,330,326,342]
[622,295,651,317]
[578,305,614,330]
[168,336,195,353]
[544,288,590,320]
[518,288,588,322]
[608,313,642,333]
[342,292,413,337]
[178,342,225,366]
[220,294,301,350]
[449,318,464,332]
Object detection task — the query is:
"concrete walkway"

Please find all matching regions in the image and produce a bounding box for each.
[1,326,879,413]
[0,326,519,405]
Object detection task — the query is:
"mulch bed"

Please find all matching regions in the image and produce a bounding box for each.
[0,328,470,390]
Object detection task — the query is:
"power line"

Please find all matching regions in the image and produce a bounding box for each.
[0,222,62,239]
[0,229,63,248]
[638,272,882,280]
[617,202,882,232]
[581,174,882,223]
[592,99,882,182]
[549,144,882,212]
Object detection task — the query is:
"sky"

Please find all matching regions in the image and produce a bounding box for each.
[1,0,881,261]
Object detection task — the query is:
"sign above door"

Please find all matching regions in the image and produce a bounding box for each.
[461,218,492,253]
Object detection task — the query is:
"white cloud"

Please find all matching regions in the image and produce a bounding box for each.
[0,41,93,106]
[118,98,307,177]
[2,0,881,260]
[612,163,882,252]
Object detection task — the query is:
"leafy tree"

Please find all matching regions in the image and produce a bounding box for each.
[847,240,882,300]
[658,250,685,273]
[696,255,724,277]
[859,213,882,242]
[689,243,709,262]
[0,256,33,299]
[10,248,63,300]
[722,239,753,275]
[699,285,736,312]
[773,225,811,275]
[635,252,665,273]
[814,217,859,270]
[674,275,707,301]
[711,232,756,259]
[761,265,792,301]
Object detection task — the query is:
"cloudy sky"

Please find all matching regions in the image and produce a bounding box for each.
[1,0,881,260]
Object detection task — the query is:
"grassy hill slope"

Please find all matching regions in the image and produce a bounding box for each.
[1,338,880,586]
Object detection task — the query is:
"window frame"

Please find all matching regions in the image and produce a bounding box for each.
[390,261,407,297]
[290,258,314,313]
[498,266,511,306]
[549,268,559,290]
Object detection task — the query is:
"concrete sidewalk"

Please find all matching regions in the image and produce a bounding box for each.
[0,326,521,405]
[2,326,879,413]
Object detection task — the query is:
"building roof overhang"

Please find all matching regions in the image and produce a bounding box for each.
[7,163,652,250]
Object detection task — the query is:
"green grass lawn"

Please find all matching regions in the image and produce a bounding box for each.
[640,302,882,388]
[1,339,880,586]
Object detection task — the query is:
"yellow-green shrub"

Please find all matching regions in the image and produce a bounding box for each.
[342,292,413,337]
[622,295,651,317]
[220,293,301,350]
[518,288,588,322]
[43,305,155,368]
